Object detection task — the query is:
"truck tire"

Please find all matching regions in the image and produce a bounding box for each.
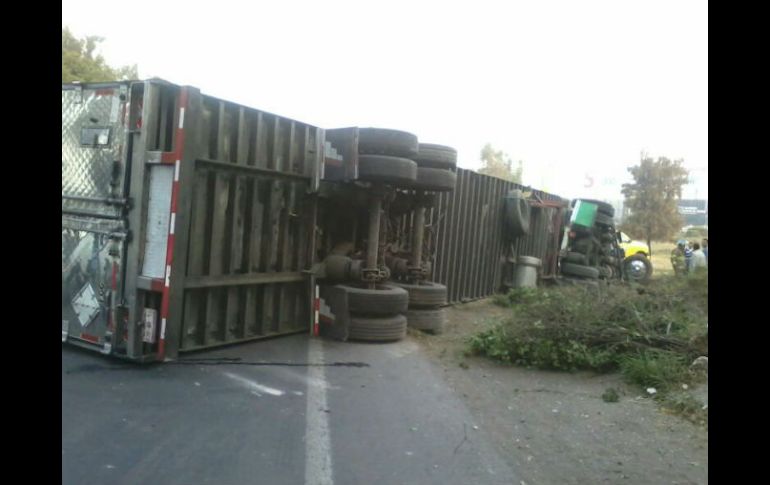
[411,167,456,192]
[393,281,448,307]
[503,190,531,238]
[561,262,600,279]
[358,155,418,185]
[405,308,446,334]
[571,237,595,254]
[412,143,457,169]
[358,128,419,158]
[623,254,653,283]
[348,314,408,342]
[563,252,588,265]
[518,255,542,267]
[595,212,614,227]
[335,283,409,315]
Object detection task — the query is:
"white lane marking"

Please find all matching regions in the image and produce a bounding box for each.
[305,338,333,485]
[222,372,285,397]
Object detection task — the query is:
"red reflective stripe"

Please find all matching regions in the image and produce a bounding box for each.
[80,333,99,343]
[157,87,189,361]
[95,89,114,96]
[170,183,179,213]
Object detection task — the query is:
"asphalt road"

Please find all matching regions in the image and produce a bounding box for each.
[62,335,518,485]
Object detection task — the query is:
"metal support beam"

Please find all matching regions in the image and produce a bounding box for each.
[367,194,382,270]
[411,205,426,267]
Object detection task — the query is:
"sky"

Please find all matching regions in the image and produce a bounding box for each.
[63,0,707,202]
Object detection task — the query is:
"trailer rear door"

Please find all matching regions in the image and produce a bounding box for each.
[62,83,131,352]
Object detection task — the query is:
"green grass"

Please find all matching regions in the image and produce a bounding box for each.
[619,350,690,391]
[660,392,708,426]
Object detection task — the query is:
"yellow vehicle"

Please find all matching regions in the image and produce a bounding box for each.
[617,232,653,281]
[618,232,650,257]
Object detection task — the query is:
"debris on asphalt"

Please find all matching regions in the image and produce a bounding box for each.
[602,388,620,403]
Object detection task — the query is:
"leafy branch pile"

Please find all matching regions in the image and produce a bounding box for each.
[472,272,708,392]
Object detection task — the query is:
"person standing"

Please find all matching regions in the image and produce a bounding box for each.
[671,240,687,276]
[702,238,708,262]
[691,242,707,272]
[684,241,693,273]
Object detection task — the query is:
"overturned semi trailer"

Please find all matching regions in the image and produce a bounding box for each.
[62,79,452,361]
[63,79,331,361]
[62,79,563,362]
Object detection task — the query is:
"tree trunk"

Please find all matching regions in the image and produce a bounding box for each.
[646,225,652,257]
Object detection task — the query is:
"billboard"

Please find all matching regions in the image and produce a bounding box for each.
[678,199,707,226]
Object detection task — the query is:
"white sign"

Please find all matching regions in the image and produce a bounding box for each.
[72,283,100,327]
[143,308,158,344]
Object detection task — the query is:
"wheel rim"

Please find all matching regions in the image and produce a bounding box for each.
[627,260,647,280]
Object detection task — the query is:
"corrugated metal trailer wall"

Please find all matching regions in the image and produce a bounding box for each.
[62,80,324,362]
[404,168,566,304]
[173,90,322,355]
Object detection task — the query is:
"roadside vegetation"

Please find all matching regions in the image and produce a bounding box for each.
[469,272,708,425]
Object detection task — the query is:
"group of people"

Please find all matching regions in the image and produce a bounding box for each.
[671,238,708,275]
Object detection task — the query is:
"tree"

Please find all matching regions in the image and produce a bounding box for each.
[620,155,689,256]
[478,143,523,184]
[62,27,138,83]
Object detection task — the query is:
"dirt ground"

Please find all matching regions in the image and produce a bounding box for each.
[411,299,708,485]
